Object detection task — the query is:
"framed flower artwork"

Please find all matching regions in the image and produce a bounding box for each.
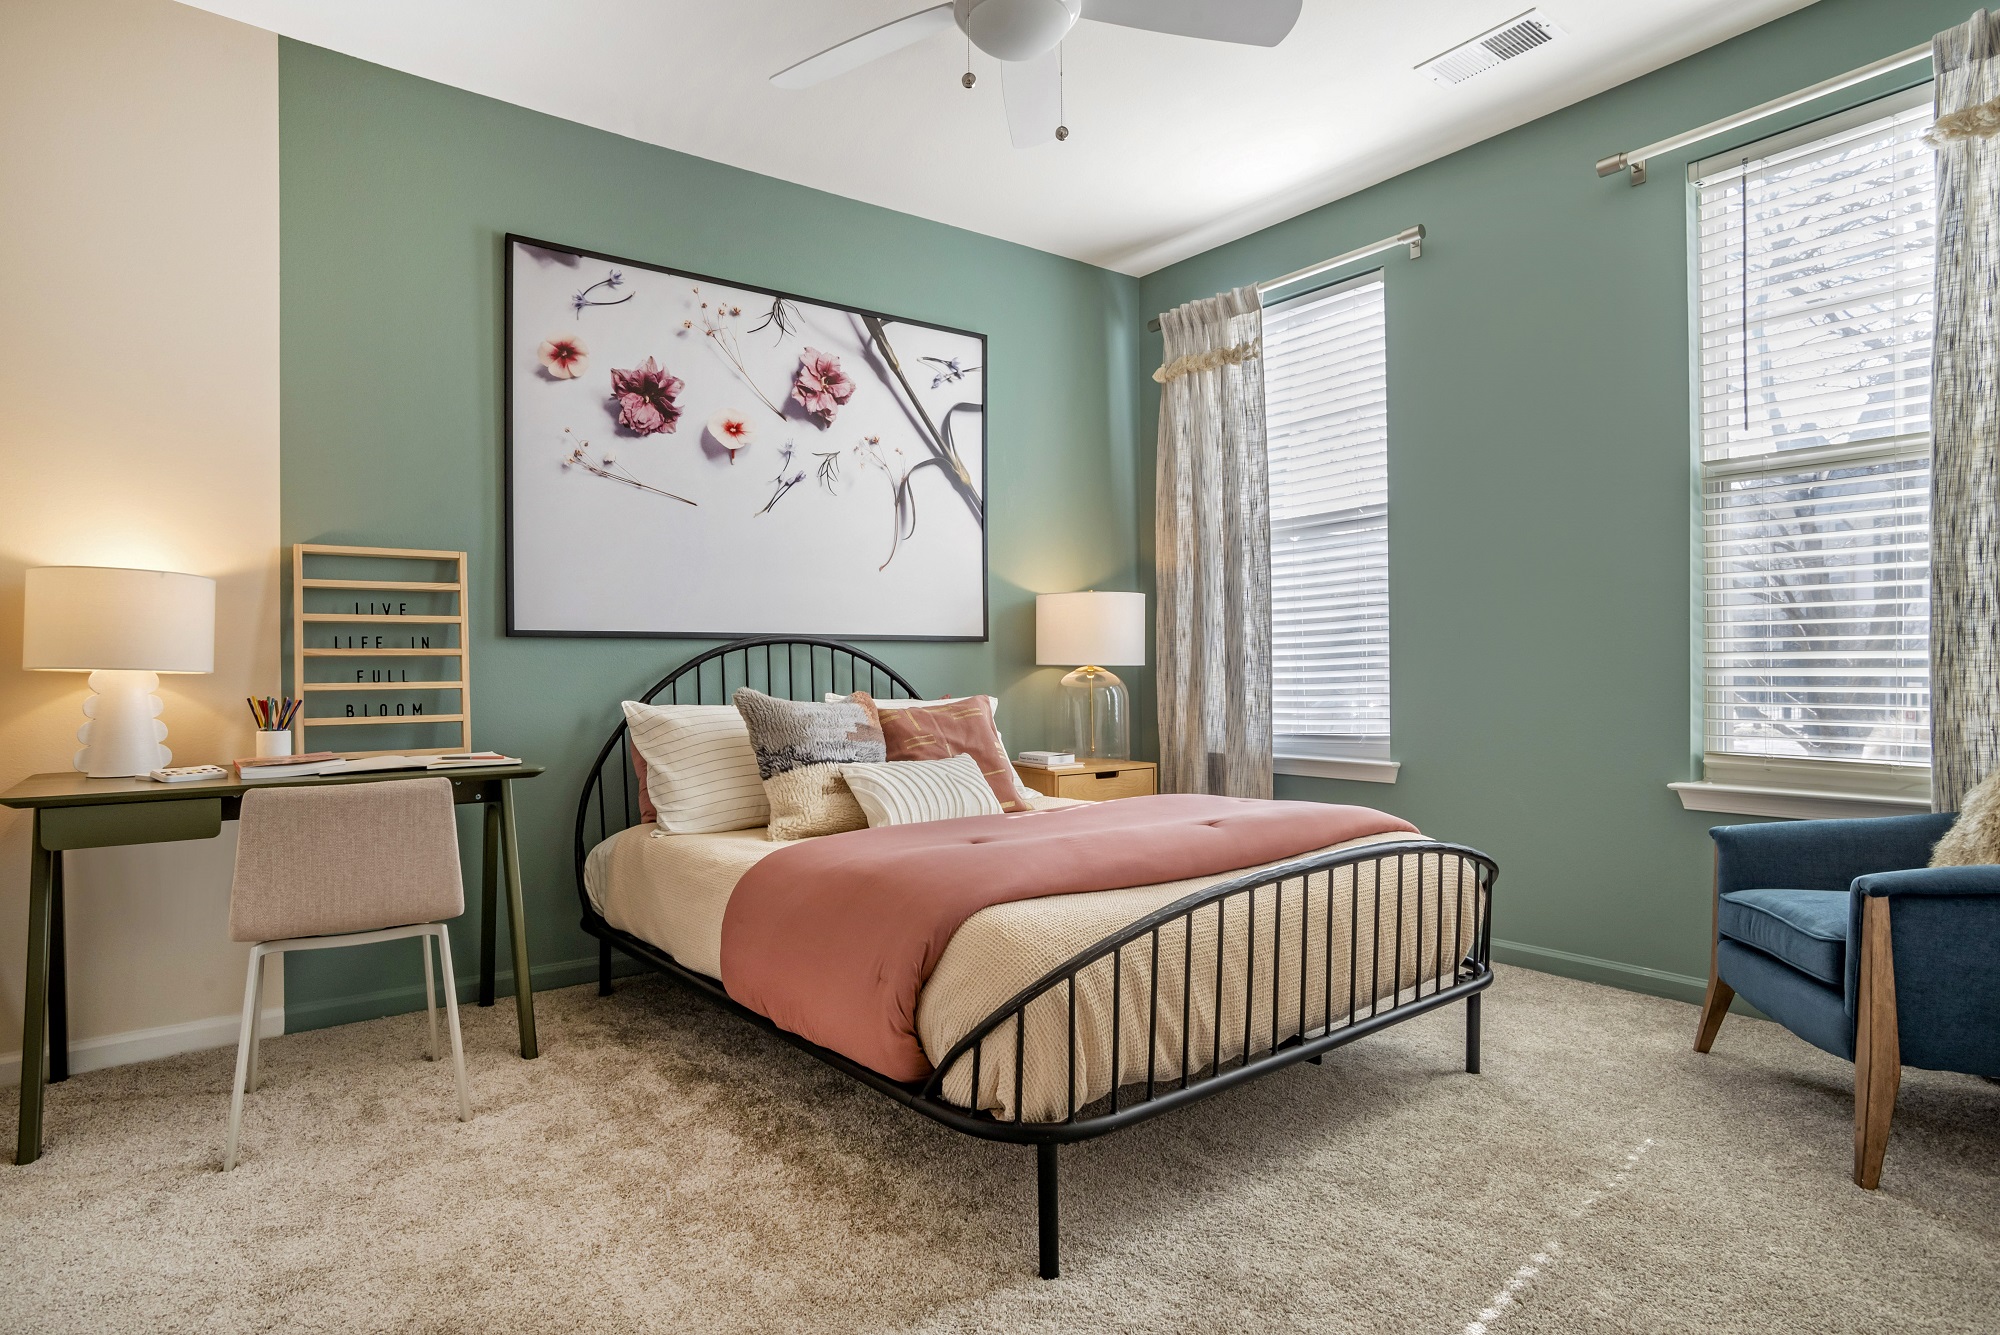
[504,235,988,640]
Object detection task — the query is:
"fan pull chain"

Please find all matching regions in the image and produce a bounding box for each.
[1056,42,1069,141]
[962,37,976,89]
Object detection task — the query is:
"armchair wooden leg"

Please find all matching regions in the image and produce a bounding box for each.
[1853,895,1900,1190]
[1696,847,1731,1054]
[1694,975,1734,1053]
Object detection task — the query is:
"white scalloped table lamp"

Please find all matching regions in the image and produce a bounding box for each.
[23,566,216,777]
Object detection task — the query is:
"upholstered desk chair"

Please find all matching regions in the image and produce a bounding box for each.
[1697,813,2000,1188]
[223,777,472,1170]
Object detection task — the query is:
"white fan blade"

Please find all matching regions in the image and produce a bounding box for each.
[1082,0,1301,47]
[771,4,956,89]
[1001,48,1062,148]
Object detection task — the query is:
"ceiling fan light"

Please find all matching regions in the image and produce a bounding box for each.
[958,0,1079,62]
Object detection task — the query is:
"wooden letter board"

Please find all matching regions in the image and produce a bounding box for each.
[290,543,474,757]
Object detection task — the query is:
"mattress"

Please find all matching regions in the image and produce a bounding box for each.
[584,804,1473,1122]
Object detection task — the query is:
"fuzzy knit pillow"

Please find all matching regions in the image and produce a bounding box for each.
[732,688,885,840]
[1930,769,2000,866]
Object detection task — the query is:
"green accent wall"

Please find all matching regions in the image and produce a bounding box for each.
[278,41,1142,1028]
[1136,0,1962,1001]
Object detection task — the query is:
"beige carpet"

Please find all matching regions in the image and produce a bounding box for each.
[1,964,1994,1333]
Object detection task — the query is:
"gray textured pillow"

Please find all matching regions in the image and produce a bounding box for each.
[1931,769,2000,866]
[732,688,886,840]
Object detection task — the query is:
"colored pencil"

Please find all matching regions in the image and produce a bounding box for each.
[248,697,301,731]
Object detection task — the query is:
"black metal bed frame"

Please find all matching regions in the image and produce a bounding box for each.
[574,637,1496,1279]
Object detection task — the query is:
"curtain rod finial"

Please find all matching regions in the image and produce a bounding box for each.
[1595,153,1628,177]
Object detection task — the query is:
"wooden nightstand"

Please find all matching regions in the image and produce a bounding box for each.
[1016,758,1157,803]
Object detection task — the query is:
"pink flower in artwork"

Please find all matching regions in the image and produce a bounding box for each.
[609,357,684,435]
[706,410,756,464]
[792,348,855,426]
[538,333,588,378]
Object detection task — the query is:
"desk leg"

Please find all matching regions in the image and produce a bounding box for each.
[16,817,55,1165]
[478,802,500,1009]
[48,851,67,1084]
[499,780,538,1059]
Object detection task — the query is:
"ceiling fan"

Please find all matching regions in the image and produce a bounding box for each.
[771,0,1304,148]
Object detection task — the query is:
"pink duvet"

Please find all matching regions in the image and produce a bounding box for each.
[719,794,1418,1081]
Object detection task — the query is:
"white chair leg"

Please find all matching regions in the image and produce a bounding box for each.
[433,925,472,1122]
[223,946,263,1171]
[422,932,439,1062]
[246,949,267,1093]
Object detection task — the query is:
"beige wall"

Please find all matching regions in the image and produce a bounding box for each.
[0,0,282,1078]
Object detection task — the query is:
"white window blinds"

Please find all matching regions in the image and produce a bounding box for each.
[1693,90,1935,776]
[1264,274,1389,761]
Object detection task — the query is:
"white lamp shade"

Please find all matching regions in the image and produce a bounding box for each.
[23,566,216,673]
[1036,591,1146,667]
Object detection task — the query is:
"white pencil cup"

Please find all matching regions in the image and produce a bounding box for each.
[254,730,293,759]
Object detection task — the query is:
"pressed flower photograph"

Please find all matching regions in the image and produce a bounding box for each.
[507,234,986,639]
[706,410,757,463]
[537,333,588,379]
[792,348,855,426]
[609,356,684,435]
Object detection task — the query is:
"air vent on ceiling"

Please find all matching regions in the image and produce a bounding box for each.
[1417,9,1566,87]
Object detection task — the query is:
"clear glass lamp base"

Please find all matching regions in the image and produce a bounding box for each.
[1058,666,1130,760]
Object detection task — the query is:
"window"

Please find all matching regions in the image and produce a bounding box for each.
[1264,273,1391,773]
[1692,88,1935,799]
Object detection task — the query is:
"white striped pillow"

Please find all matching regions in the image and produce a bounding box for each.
[839,755,1004,828]
[621,701,770,834]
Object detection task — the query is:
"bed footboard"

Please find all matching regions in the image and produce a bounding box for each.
[918,839,1494,1277]
[920,839,1495,1133]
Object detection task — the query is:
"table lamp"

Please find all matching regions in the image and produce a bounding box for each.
[23,565,216,777]
[1036,590,1145,760]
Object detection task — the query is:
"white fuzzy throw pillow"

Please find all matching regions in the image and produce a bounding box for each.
[1930,769,2000,867]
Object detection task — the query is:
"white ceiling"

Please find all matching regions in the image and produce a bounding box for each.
[178,0,1819,275]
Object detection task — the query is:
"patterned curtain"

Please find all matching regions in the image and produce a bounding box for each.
[1153,286,1272,797]
[1929,11,2000,811]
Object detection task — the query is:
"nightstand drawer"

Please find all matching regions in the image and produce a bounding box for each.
[1057,767,1155,801]
[1016,759,1157,802]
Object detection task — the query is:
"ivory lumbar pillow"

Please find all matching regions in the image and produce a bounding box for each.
[840,755,1006,828]
[620,701,769,835]
[733,688,885,840]
[1930,768,2000,866]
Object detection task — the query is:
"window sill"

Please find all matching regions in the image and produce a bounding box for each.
[1669,781,1932,821]
[1276,755,1399,784]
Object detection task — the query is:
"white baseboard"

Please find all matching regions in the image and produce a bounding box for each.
[0,1007,284,1088]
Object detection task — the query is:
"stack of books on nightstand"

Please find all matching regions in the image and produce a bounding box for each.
[1016,750,1075,769]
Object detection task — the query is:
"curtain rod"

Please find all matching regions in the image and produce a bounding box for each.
[1595,42,1930,185]
[1146,226,1424,333]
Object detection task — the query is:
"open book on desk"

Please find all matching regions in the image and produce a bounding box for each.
[236,752,520,779]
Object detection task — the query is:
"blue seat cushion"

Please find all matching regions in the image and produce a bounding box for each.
[1718,888,1849,987]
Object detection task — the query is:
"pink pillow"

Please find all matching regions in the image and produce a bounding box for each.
[855,692,1027,813]
[629,739,657,824]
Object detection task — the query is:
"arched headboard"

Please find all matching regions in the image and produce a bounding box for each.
[573,637,922,923]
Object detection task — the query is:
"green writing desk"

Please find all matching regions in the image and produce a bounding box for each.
[1,762,544,1165]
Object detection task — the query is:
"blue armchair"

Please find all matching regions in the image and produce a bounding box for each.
[1700,813,2000,1188]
